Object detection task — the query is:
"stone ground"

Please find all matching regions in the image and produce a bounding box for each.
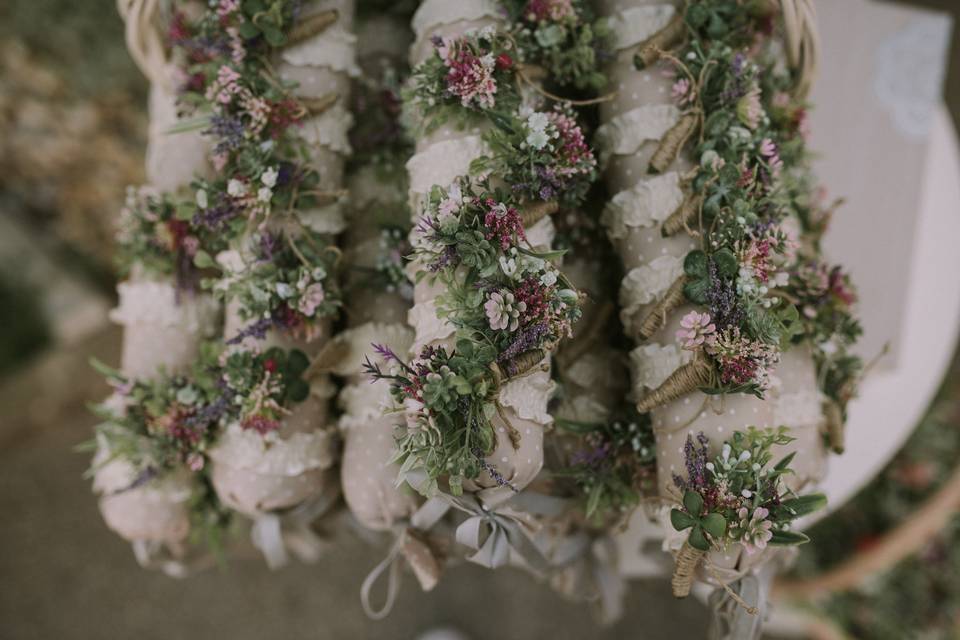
[0,327,711,640]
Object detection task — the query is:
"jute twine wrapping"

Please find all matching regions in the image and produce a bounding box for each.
[286,9,339,47]
[661,192,704,237]
[637,352,714,413]
[650,111,699,175]
[488,348,548,392]
[672,542,705,598]
[822,399,844,454]
[521,200,559,228]
[634,12,687,69]
[634,275,687,341]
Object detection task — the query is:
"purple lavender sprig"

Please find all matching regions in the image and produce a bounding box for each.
[472,448,517,492]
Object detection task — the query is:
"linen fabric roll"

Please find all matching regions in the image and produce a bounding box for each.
[596,0,827,587]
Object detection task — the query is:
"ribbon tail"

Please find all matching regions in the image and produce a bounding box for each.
[251,514,289,570]
[359,537,404,620]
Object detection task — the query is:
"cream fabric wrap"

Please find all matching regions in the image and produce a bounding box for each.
[145,65,212,193]
[599,0,827,587]
[94,448,193,546]
[328,323,421,531]
[402,10,552,507]
[208,392,338,517]
[110,279,220,379]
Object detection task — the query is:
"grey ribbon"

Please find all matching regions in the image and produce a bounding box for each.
[441,493,551,572]
[250,490,339,570]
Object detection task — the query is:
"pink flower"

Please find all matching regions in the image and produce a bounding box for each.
[736,86,763,130]
[441,39,498,109]
[676,311,716,350]
[524,0,575,21]
[484,290,525,332]
[671,78,694,106]
[186,452,205,472]
[297,282,326,317]
[737,506,773,555]
[759,138,783,176]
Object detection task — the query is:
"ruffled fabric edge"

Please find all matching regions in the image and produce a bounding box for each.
[619,254,685,320]
[408,298,456,354]
[594,104,680,161]
[499,366,556,426]
[406,135,489,196]
[412,0,501,40]
[298,105,355,155]
[109,280,220,335]
[608,5,677,52]
[281,26,360,77]
[601,171,684,238]
[629,342,691,392]
[208,422,337,477]
[325,322,415,377]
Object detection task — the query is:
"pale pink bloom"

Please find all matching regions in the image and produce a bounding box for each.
[737,506,773,555]
[187,452,205,472]
[736,86,763,130]
[297,283,326,317]
[484,290,525,332]
[676,311,716,350]
[671,78,694,105]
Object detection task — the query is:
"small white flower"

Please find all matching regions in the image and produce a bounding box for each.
[260,166,279,188]
[257,187,272,203]
[540,270,557,286]
[196,189,208,209]
[276,282,294,299]
[705,462,715,471]
[742,489,752,498]
[499,256,517,276]
[527,111,550,132]
[227,179,247,197]
[525,128,550,150]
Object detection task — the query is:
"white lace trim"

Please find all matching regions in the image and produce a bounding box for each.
[326,322,414,377]
[412,0,500,40]
[338,383,392,425]
[208,422,336,476]
[281,26,360,77]
[92,444,193,501]
[595,104,680,160]
[406,135,488,196]
[620,255,684,319]
[300,202,346,234]
[773,390,824,428]
[109,280,219,335]
[608,5,677,52]
[408,298,455,353]
[602,172,684,238]
[525,214,556,248]
[498,366,555,426]
[298,105,354,154]
[629,342,691,391]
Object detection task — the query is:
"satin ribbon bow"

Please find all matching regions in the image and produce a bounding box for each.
[250,491,338,570]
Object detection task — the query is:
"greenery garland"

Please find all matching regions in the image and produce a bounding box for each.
[365,2,608,496]
[635,0,861,411]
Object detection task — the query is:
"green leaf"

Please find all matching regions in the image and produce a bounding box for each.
[712,248,738,278]
[780,494,827,518]
[682,490,703,516]
[670,508,696,531]
[770,529,810,546]
[701,512,727,539]
[774,451,796,471]
[688,526,710,551]
[193,250,216,269]
[286,349,310,376]
[683,277,711,305]
[586,484,603,519]
[238,20,260,39]
[285,379,309,404]
[262,25,285,47]
[683,250,708,278]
